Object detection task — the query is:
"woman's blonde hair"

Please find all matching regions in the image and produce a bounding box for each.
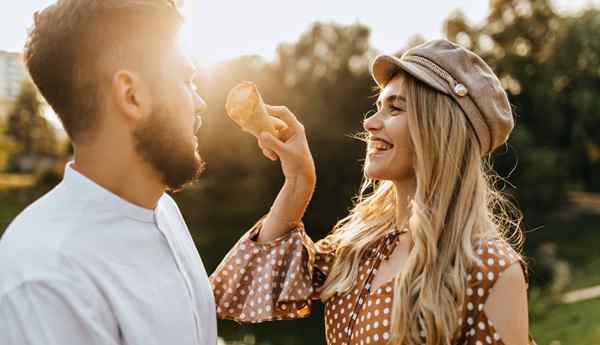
[319,71,524,345]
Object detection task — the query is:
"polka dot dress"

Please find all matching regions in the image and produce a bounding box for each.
[209,220,536,345]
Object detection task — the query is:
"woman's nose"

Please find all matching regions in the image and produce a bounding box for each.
[195,94,207,115]
[363,111,383,132]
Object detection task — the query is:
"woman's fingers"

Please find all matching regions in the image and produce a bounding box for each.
[269,116,292,141]
[257,135,278,161]
[271,117,288,131]
[266,105,305,133]
[262,148,278,161]
[258,132,287,156]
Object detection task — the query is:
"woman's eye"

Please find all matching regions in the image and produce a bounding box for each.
[389,106,404,114]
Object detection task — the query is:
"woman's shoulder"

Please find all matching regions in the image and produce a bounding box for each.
[466,237,528,300]
[459,238,531,344]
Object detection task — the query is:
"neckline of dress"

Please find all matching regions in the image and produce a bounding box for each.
[368,278,395,297]
[365,230,407,296]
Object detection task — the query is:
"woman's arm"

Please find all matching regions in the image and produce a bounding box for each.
[484,262,530,345]
[209,105,320,324]
[255,105,316,243]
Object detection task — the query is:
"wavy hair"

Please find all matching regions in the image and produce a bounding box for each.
[319,71,524,345]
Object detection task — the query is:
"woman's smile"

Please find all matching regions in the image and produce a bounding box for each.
[367,137,394,157]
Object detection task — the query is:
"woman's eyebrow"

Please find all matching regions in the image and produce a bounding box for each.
[376,94,406,108]
[392,95,406,103]
[183,63,198,80]
[189,69,198,81]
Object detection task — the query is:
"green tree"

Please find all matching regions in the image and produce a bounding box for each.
[5,80,59,172]
[444,0,600,222]
[268,22,377,233]
[551,8,600,191]
[0,120,17,171]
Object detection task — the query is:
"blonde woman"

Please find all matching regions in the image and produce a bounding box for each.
[210,39,535,345]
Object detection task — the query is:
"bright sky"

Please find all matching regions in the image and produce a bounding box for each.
[2,0,599,67]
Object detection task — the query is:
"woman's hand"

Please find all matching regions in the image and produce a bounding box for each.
[258,105,316,184]
[254,105,316,243]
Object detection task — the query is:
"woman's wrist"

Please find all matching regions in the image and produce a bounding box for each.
[257,176,315,243]
[286,175,315,195]
[271,177,314,224]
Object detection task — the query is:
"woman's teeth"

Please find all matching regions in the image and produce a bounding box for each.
[368,140,393,154]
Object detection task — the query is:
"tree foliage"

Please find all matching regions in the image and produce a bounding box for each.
[4,80,59,171]
[446,0,600,222]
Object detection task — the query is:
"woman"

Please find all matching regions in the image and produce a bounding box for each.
[210,39,535,345]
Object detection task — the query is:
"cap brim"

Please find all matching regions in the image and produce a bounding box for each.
[371,54,449,95]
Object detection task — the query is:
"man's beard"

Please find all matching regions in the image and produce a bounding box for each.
[133,106,205,192]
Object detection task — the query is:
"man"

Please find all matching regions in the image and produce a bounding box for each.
[0,1,217,344]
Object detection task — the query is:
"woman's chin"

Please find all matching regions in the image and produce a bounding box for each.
[365,162,412,182]
[365,164,390,181]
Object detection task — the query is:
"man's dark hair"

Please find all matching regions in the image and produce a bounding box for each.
[24,0,183,143]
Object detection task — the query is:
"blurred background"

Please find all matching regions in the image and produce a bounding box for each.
[1,0,600,344]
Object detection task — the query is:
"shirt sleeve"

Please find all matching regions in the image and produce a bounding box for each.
[0,279,119,345]
[459,238,534,345]
[209,216,337,323]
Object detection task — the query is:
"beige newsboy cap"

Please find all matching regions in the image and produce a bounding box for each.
[370,39,514,156]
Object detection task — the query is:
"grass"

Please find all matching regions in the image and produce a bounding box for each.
[0,173,36,191]
[526,213,600,345]
[526,213,600,290]
[0,176,53,232]
[531,297,600,345]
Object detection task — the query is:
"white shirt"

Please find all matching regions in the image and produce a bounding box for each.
[0,161,217,345]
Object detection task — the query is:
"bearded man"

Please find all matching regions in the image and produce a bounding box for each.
[0,1,217,344]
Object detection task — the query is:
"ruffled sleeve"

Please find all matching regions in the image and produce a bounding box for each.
[209,216,337,323]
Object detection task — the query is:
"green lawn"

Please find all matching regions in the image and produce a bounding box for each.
[526,213,600,289]
[527,213,600,345]
[531,297,600,345]
[0,179,52,232]
[0,173,36,191]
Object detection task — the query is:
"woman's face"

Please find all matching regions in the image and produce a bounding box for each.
[363,74,414,182]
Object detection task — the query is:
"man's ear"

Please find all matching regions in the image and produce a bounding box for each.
[111,70,152,124]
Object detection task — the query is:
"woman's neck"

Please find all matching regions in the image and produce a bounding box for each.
[393,175,417,228]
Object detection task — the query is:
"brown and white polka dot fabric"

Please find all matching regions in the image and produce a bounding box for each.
[209,220,536,345]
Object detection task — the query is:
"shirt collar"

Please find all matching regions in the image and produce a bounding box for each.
[61,160,162,223]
